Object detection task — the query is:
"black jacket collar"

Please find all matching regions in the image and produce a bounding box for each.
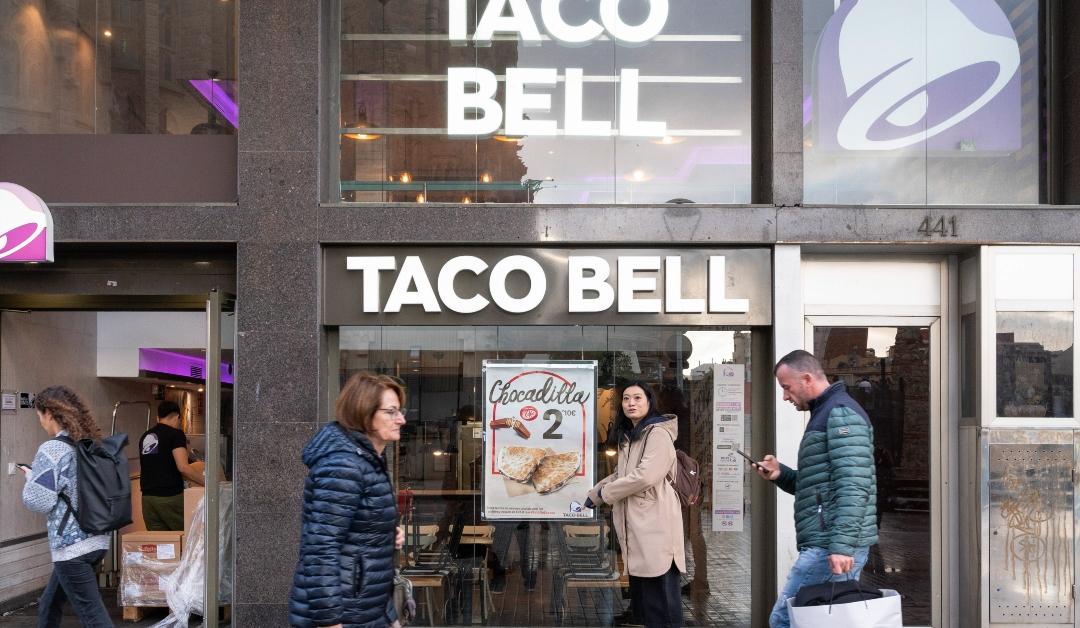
[628,413,668,441]
[808,381,846,412]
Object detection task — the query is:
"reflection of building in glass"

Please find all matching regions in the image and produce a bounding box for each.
[0,1,235,135]
[996,333,1074,418]
[816,327,930,500]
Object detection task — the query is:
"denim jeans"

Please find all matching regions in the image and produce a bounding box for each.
[769,546,870,628]
[38,549,111,628]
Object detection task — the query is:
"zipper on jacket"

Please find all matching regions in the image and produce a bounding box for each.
[352,557,364,596]
[815,491,826,531]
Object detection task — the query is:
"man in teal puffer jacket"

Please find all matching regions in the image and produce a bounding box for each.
[756,350,878,628]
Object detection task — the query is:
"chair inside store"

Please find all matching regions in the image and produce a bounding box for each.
[443,518,494,624]
[401,518,462,625]
[550,519,624,624]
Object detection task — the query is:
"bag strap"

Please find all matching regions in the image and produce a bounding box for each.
[825,574,871,614]
[633,427,677,488]
[50,435,78,533]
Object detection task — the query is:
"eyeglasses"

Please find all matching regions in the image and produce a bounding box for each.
[378,407,405,418]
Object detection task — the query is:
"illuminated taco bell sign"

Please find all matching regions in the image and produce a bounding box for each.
[447,0,670,137]
[0,183,54,263]
[814,0,1021,151]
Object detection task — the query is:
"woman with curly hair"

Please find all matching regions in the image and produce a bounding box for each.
[20,385,111,627]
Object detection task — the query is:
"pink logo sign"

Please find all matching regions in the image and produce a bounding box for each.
[0,183,53,263]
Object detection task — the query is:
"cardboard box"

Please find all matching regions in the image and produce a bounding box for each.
[120,531,184,607]
[121,531,184,563]
[119,475,146,535]
[183,487,204,537]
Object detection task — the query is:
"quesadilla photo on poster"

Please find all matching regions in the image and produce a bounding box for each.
[496,446,547,483]
[531,451,581,494]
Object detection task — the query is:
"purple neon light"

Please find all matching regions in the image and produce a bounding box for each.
[139,348,234,385]
[188,79,239,129]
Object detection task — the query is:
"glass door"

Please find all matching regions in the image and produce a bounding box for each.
[807,319,942,627]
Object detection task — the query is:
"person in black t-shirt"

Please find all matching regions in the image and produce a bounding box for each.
[138,401,204,531]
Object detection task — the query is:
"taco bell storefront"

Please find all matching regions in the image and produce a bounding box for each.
[316,244,1080,628]
[320,246,775,626]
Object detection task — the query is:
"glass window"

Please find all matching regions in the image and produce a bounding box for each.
[0,0,238,135]
[337,0,751,203]
[803,0,1041,204]
[339,325,754,626]
[996,312,1074,418]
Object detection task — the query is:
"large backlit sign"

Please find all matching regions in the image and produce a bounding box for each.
[447,0,669,137]
[0,182,54,263]
[814,0,1021,151]
[323,247,772,326]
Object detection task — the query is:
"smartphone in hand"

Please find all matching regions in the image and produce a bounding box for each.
[16,463,32,475]
[734,449,763,469]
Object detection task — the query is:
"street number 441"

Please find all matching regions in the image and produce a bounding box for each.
[918,215,958,237]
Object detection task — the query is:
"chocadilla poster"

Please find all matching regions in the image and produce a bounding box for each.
[482,360,596,520]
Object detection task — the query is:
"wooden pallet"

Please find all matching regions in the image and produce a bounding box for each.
[122,605,231,623]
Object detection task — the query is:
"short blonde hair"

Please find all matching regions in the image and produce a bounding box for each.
[336,372,405,433]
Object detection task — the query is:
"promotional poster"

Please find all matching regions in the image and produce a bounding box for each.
[711,363,746,532]
[482,360,597,520]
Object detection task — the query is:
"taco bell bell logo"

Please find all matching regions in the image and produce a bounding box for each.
[814,0,1021,151]
[0,183,54,263]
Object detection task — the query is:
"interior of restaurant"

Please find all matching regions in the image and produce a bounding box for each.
[335,325,756,626]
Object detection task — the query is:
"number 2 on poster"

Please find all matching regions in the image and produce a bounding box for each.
[543,409,563,439]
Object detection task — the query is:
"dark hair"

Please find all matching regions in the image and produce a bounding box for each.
[607,381,659,448]
[774,349,826,378]
[157,401,181,419]
[34,386,103,442]
[336,371,406,433]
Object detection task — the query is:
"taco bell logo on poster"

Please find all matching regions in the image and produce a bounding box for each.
[0,183,54,263]
[814,0,1021,151]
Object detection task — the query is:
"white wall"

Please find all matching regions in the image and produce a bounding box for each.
[96,311,234,377]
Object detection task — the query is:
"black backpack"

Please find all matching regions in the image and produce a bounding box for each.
[54,434,133,534]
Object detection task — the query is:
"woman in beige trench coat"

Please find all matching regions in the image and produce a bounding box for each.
[585,382,686,628]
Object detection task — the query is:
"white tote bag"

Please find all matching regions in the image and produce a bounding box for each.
[787,589,902,628]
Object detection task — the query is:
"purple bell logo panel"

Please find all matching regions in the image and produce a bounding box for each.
[813,0,1022,152]
[0,183,54,263]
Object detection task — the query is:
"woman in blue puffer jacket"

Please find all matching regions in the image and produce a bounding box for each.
[289,372,407,628]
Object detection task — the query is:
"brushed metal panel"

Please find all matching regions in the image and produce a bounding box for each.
[989,444,1073,623]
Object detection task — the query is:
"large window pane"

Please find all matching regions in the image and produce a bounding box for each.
[803,0,1040,204]
[814,326,933,625]
[0,0,238,135]
[997,312,1074,418]
[338,326,754,626]
[338,0,751,203]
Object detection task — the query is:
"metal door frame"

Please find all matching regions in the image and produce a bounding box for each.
[204,289,235,628]
[804,314,945,628]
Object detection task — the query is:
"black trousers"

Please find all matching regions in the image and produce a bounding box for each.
[628,561,683,628]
